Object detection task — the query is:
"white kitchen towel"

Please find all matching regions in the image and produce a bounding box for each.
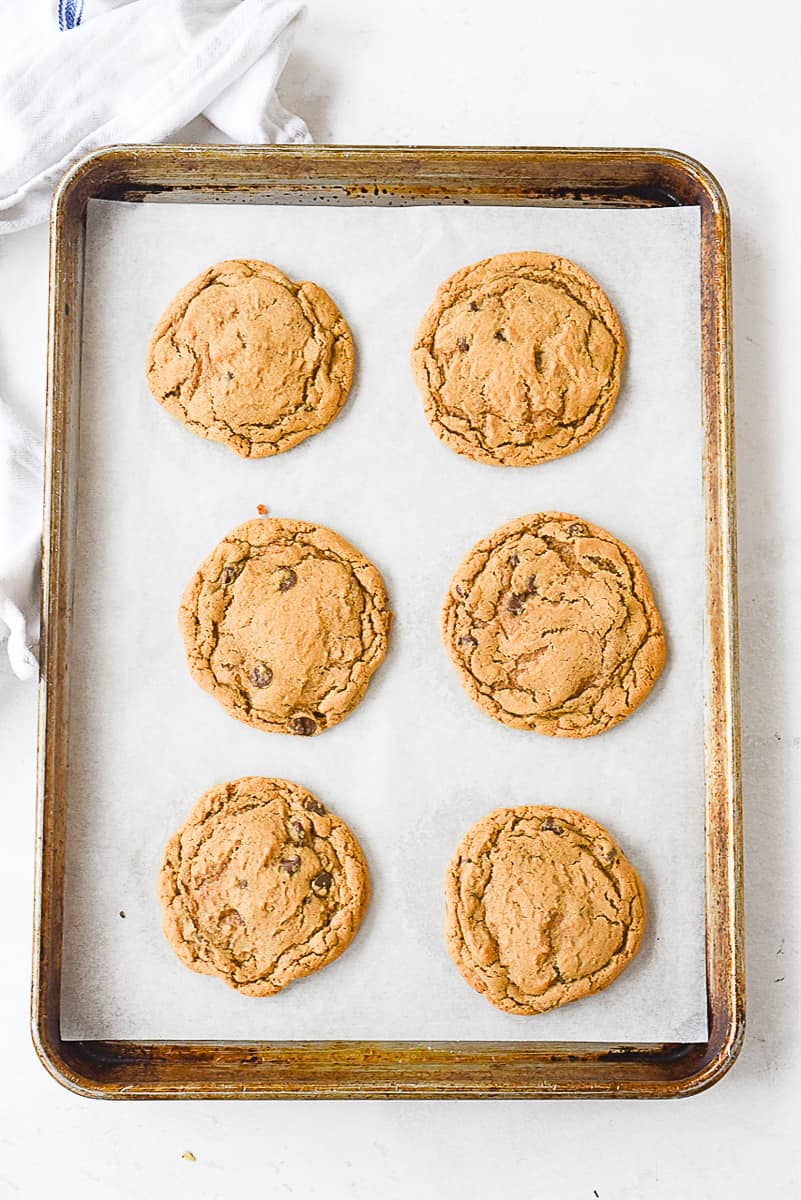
[0,0,311,677]
[0,0,311,235]
[0,400,42,680]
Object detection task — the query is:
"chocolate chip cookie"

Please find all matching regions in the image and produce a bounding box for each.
[443,513,665,737]
[146,259,354,457]
[180,517,391,736]
[411,252,624,466]
[445,806,646,1014]
[159,777,369,996]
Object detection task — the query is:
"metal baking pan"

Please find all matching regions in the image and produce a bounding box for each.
[32,145,743,1099]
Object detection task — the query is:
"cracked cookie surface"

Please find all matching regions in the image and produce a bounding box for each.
[445,806,645,1014]
[411,252,624,466]
[443,512,665,737]
[159,777,369,996]
[146,259,354,457]
[179,517,391,736]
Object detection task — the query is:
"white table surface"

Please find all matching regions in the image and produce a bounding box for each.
[1,2,798,1195]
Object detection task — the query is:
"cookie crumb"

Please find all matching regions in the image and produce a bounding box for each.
[182,1151,196,1162]
[119,911,126,919]
[257,503,268,515]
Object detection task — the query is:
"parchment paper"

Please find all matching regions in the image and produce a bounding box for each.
[61,197,706,1041]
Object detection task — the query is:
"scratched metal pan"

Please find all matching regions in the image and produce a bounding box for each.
[32,146,743,1099]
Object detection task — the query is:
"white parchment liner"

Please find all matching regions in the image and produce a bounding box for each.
[61,198,706,1041]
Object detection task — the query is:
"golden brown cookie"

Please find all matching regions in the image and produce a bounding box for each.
[159,777,369,996]
[411,251,624,466]
[179,517,391,736]
[445,806,646,1014]
[443,512,665,737]
[146,259,354,457]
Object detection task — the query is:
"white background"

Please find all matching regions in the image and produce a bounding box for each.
[0,1,798,1196]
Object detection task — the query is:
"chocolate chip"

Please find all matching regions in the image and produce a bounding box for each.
[455,585,466,598]
[533,349,543,372]
[310,870,333,897]
[469,300,479,312]
[220,908,244,925]
[280,855,301,875]
[249,662,273,688]
[290,715,317,737]
[458,634,478,648]
[524,576,538,598]
[568,523,588,537]
[604,848,618,864]
[119,911,126,919]
[226,370,234,380]
[507,594,525,615]
[221,566,237,585]
[494,330,507,342]
[508,554,519,567]
[541,818,563,835]
[303,797,326,815]
[288,819,306,844]
[586,554,621,576]
[277,567,297,592]
[456,338,469,352]
[236,878,248,889]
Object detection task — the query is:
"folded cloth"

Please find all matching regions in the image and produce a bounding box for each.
[0,0,311,235]
[0,0,311,677]
[0,400,42,680]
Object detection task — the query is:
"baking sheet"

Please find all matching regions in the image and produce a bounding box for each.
[61,197,705,1042]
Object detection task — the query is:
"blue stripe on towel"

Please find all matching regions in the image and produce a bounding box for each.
[58,0,85,31]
